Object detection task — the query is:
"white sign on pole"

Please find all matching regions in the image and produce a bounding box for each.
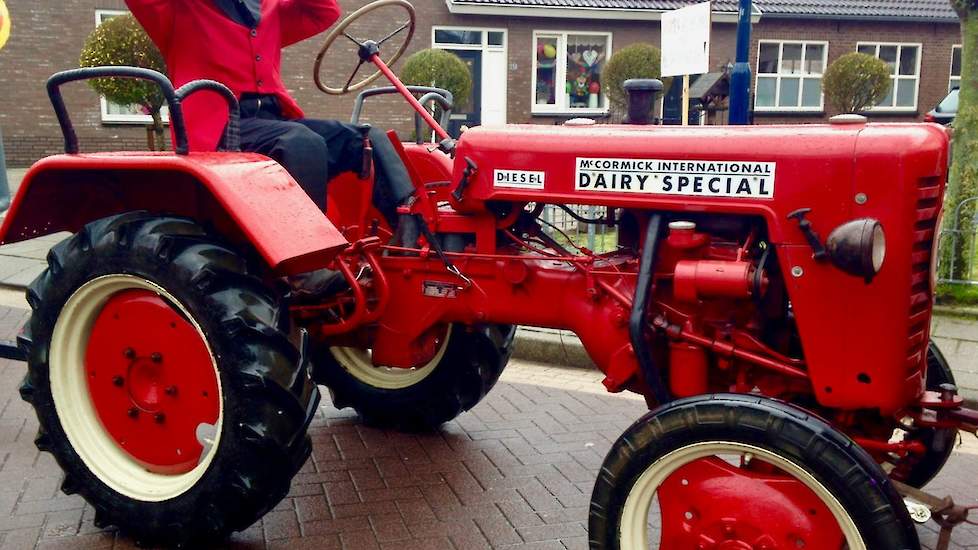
[661,1,712,78]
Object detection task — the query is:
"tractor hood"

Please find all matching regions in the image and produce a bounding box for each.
[453,122,949,245]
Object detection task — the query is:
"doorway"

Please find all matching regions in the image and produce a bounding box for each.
[447,49,482,137]
[432,27,507,138]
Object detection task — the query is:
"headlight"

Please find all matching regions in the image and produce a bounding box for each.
[826,218,886,282]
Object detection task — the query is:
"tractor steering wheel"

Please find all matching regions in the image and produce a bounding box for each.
[314,0,416,95]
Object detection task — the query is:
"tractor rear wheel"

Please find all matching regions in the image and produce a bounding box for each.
[18,212,318,546]
[589,394,918,550]
[315,324,515,430]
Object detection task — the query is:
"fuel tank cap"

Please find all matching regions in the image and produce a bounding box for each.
[669,221,696,231]
[829,114,867,125]
[564,118,596,126]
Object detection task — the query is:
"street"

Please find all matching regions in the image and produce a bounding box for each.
[0,305,977,549]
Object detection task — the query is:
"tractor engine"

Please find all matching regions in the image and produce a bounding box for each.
[652,217,775,398]
[587,211,805,406]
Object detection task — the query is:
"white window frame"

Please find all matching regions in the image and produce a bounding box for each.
[951,44,962,91]
[431,26,508,127]
[856,42,922,112]
[753,40,828,113]
[95,9,169,125]
[530,30,612,116]
[431,26,506,51]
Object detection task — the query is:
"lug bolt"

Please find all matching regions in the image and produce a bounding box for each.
[154,413,166,424]
[123,348,136,359]
[128,407,140,418]
[151,353,163,363]
[165,385,178,396]
[112,375,125,387]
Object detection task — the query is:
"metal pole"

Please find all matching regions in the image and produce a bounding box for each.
[0,127,10,212]
[728,0,753,125]
[587,205,597,250]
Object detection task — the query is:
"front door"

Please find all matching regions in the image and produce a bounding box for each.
[446,49,482,138]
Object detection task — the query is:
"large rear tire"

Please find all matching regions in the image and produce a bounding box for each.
[18,212,318,546]
[589,394,918,549]
[315,324,515,430]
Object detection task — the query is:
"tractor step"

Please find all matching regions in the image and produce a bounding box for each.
[0,340,25,361]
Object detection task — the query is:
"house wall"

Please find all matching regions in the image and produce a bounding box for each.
[0,0,961,166]
[751,18,959,124]
[0,0,146,166]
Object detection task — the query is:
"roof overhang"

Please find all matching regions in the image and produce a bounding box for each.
[445,0,763,23]
[759,12,957,24]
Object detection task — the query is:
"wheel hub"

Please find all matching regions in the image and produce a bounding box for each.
[658,456,843,549]
[85,290,219,474]
[127,355,166,411]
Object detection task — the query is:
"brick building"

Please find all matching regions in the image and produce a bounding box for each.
[0,0,961,166]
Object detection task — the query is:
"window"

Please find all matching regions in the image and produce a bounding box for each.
[431,27,505,51]
[856,42,921,111]
[95,9,169,124]
[951,45,962,91]
[531,31,611,114]
[754,41,827,112]
[433,29,482,45]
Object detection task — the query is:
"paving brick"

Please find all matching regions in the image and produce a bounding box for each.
[267,534,342,550]
[39,509,83,538]
[0,528,40,550]
[367,514,411,542]
[300,516,371,538]
[262,510,301,541]
[324,481,360,507]
[33,532,113,549]
[378,536,453,550]
[294,495,331,523]
[473,507,523,546]
[338,529,379,550]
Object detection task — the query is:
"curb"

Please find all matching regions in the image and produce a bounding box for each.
[934,304,978,321]
[510,326,593,369]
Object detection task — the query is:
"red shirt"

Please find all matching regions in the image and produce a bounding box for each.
[126,0,340,152]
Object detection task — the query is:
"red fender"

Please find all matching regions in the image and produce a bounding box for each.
[0,152,348,275]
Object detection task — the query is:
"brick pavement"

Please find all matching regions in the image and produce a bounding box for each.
[2,305,978,549]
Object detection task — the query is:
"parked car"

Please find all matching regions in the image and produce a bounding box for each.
[926,87,958,125]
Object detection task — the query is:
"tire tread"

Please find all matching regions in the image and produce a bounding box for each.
[20,212,318,546]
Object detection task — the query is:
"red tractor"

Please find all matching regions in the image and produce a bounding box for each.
[0,2,965,548]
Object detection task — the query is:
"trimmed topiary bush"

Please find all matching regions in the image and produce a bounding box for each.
[822,52,891,114]
[400,48,472,110]
[80,14,167,149]
[603,43,665,111]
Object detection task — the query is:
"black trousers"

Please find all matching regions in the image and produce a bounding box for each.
[237,98,414,219]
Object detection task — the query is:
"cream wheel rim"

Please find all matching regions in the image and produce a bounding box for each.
[618,441,866,550]
[330,326,451,389]
[49,274,224,502]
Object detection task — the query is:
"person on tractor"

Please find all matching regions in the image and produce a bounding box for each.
[124,0,416,295]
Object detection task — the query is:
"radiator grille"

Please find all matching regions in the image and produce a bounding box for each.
[906,176,941,375]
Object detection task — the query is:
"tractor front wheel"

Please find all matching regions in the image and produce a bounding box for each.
[18,212,318,546]
[589,394,918,549]
[315,324,515,430]
[899,339,958,488]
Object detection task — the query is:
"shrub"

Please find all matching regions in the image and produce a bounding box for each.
[80,14,167,149]
[603,43,665,111]
[400,49,472,111]
[822,52,891,114]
